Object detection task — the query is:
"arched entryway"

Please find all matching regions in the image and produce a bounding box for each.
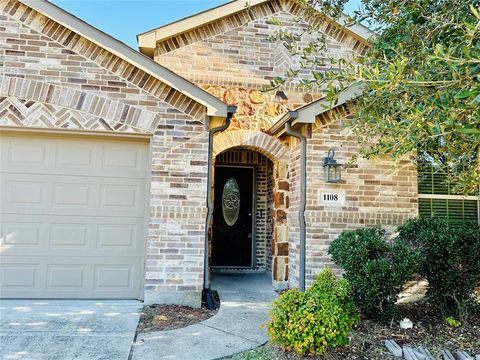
[212,148,274,272]
[209,131,290,289]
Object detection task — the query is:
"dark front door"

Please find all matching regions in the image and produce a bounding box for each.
[212,166,254,267]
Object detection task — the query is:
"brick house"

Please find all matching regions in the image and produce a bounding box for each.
[1,0,477,307]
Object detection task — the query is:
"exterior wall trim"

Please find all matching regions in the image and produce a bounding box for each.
[0,125,152,141]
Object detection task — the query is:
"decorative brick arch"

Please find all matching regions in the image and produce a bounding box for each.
[0,76,158,133]
[213,129,288,163]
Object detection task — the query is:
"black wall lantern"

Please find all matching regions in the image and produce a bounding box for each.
[323,148,342,183]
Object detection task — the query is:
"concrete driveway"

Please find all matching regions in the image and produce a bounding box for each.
[0,300,141,360]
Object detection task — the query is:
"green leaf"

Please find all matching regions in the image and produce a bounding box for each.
[454,90,474,100]
[456,128,480,134]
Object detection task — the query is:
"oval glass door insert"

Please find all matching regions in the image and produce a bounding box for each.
[222,178,240,226]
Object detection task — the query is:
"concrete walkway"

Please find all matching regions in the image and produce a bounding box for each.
[0,300,141,360]
[131,273,277,360]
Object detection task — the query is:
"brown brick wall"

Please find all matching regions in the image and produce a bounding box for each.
[285,106,418,287]
[146,125,209,305]
[0,0,205,118]
[155,0,367,88]
[1,0,419,299]
[157,8,356,90]
[154,0,367,134]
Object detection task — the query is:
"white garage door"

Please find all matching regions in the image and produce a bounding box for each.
[0,132,149,299]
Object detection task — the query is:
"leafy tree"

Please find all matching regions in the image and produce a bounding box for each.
[271,0,480,194]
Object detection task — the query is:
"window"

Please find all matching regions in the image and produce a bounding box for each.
[418,165,479,225]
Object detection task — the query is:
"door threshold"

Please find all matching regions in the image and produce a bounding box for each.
[211,267,265,273]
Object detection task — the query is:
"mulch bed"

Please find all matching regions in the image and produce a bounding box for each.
[136,290,220,334]
[228,304,480,360]
[322,304,480,359]
[136,304,217,333]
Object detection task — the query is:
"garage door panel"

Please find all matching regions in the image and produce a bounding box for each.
[0,262,40,289]
[2,174,146,217]
[55,142,97,169]
[97,224,138,248]
[46,264,88,290]
[53,182,94,207]
[1,134,148,299]
[50,222,91,248]
[94,264,134,291]
[2,138,54,172]
[1,136,147,178]
[102,144,147,176]
[1,214,145,256]
[0,256,143,298]
[2,221,43,247]
[3,180,47,210]
[100,184,140,209]
[10,142,48,165]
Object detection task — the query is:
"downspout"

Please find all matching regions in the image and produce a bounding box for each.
[203,107,236,292]
[284,122,307,292]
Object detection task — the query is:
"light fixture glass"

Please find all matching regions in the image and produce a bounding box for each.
[323,148,342,183]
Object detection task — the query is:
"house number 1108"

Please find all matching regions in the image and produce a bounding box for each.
[319,191,345,205]
[323,194,339,201]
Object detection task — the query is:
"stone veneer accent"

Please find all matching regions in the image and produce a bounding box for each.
[0,0,212,306]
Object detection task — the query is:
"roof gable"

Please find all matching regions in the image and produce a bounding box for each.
[137,0,373,57]
[15,0,230,117]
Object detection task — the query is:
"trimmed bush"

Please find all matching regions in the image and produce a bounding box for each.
[267,268,359,356]
[397,217,480,321]
[328,227,418,320]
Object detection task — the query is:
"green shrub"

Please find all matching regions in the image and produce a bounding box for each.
[328,227,418,320]
[397,217,480,321]
[267,268,359,356]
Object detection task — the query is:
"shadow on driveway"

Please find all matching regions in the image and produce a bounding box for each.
[0,300,141,360]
